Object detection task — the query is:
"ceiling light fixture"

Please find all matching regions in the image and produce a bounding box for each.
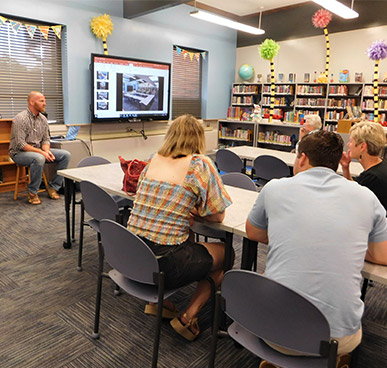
[190,3,265,35]
[313,0,359,19]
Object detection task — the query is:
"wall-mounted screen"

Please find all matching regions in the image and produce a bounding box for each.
[91,53,171,122]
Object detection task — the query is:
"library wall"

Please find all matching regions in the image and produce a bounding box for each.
[236,25,387,84]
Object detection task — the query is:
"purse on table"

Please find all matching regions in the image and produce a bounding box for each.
[119,156,147,194]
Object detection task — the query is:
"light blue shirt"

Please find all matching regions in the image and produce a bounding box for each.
[248,167,387,337]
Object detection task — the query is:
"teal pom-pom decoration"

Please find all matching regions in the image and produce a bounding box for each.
[258,39,280,60]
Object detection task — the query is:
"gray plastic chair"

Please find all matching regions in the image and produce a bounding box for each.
[215,149,244,173]
[252,155,290,186]
[209,270,338,368]
[93,219,184,368]
[78,180,129,271]
[72,156,133,242]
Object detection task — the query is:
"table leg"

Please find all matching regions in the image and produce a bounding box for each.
[361,278,369,301]
[63,177,72,249]
[223,231,234,271]
[241,238,258,270]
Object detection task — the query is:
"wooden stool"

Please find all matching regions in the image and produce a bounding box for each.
[14,165,49,200]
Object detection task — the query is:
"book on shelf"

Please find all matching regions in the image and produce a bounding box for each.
[278,73,284,83]
[266,74,271,83]
[304,73,310,83]
[339,69,349,83]
[256,73,263,83]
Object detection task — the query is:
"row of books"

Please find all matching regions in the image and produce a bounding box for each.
[262,108,283,117]
[219,125,253,141]
[258,131,292,146]
[361,100,387,110]
[363,85,387,97]
[328,85,349,96]
[326,98,357,108]
[231,95,255,105]
[227,106,251,120]
[262,85,294,94]
[296,85,325,95]
[363,113,387,123]
[295,98,326,107]
[323,124,338,132]
[233,84,259,94]
[261,96,290,106]
[325,111,346,121]
[284,110,319,123]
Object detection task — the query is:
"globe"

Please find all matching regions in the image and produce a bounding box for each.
[238,64,255,81]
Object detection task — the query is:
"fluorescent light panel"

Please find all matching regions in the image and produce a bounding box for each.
[190,10,265,35]
[313,0,359,19]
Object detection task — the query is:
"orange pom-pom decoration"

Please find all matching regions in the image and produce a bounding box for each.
[312,9,332,29]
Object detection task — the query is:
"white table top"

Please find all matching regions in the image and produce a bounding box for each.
[226,145,363,177]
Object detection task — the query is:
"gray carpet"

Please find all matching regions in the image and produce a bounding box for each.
[0,191,386,368]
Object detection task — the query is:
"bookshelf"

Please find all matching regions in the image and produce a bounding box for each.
[0,119,26,193]
[220,82,387,149]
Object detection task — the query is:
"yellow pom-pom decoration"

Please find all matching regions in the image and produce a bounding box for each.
[90,14,114,40]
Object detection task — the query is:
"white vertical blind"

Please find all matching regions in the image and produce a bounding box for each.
[172,46,202,119]
[0,17,64,122]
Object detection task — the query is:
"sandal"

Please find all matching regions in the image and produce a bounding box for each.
[170,313,200,341]
[144,302,179,319]
[47,187,60,200]
[28,192,41,205]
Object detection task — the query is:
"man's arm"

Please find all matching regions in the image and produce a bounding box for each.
[366,241,387,265]
[23,143,54,162]
[246,219,268,244]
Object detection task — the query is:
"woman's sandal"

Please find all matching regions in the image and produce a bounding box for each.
[170,313,200,341]
[144,302,179,319]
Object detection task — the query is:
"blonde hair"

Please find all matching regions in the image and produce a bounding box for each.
[350,121,386,156]
[158,114,205,158]
[304,114,322,130]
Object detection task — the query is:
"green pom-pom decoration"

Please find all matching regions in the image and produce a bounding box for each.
[258,39,280,60]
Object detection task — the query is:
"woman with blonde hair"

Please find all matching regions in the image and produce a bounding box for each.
[340,120,387,211]
[127,114,232,341]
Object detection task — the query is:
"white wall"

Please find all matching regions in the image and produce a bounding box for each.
[1,1,237,124]
[236,26,387,84]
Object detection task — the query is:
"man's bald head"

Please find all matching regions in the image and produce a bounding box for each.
[28,91,46,116]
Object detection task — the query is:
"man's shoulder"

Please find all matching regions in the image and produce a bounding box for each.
[13,109,29,122]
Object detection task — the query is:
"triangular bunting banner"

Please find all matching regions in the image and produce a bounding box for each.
[175,46,206,62]
[10,20,21,35]
[39,25,49,39]
[51,25,62,39]
[25,24,37,39]
[0,15,7,29]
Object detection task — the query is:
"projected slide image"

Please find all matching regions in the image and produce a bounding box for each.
[97,71,109,80]
[97,81,109,90]
[97,91,108,100]
[122,74,161,111]
[97,102,109,110]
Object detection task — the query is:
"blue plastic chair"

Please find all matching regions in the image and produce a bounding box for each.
[252,155,290,186]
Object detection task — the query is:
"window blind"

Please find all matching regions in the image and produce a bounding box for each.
[0,17,64,122]
[172,46,202,119]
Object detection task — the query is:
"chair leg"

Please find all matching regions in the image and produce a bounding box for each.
[78,201,85,271]
[91,241,105,339]
[361,278,369,301]
[151,272,165,368]
[14,165,21,200]
[71,183,76,242]
[208,291,222,368]
[207,276,216,332]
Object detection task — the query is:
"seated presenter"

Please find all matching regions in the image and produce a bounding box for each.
[246,130,387,368]
[127,114,232,341]
[340,120,387,211]
[9,91,70,205]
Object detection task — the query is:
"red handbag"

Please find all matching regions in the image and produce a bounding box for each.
[119,156,147,194]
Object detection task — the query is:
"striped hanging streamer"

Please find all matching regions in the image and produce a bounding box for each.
[102,37,108,55]
[373,60,379,123]
[324,27,330,78]
[270,59,275,122]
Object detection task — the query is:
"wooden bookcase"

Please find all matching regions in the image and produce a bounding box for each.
[0,119,26,193]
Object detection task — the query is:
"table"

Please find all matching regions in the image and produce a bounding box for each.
[226,145,363,177]
[58,163,135,248]
[58,163,385,291]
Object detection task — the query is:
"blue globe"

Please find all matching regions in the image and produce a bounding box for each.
[238,64,255,81]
